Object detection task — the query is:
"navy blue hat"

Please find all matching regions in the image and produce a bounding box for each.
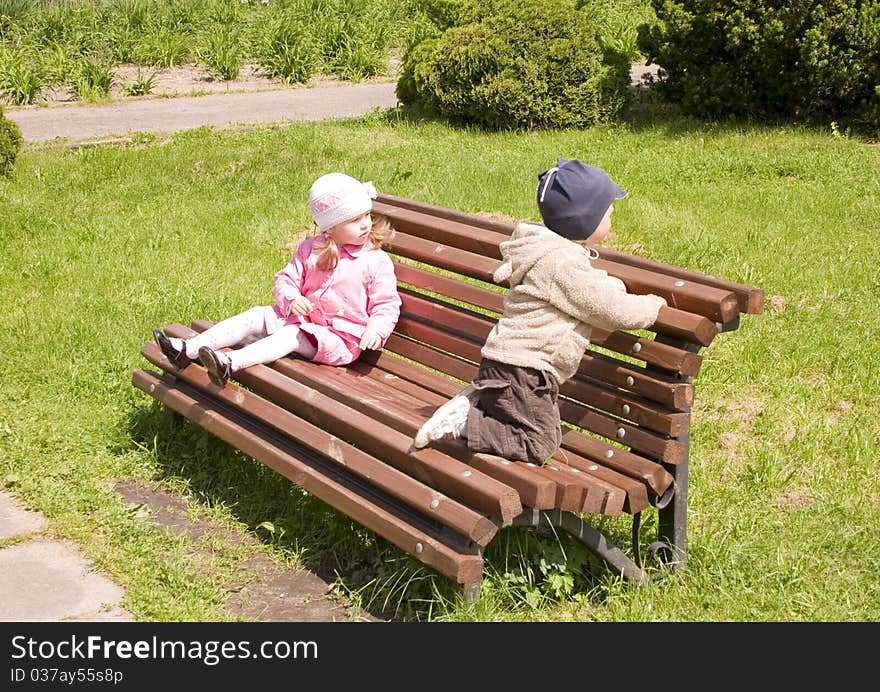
[536,158,627,240]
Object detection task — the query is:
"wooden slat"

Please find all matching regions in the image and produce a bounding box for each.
[386,231,498,283]
[562,375,690,437]
[558,398,686,466]
[390,316,689,462]
[132,369,483,584]
[362,345,674,502]
[392,237,717,346]
[560,427,675,490]
[374,200,506,260]
[377,193,517,235]
[597,246,765,315]
[591,258,740,323]
[588,326,702,378]
[527,464,588,512]
[353,355,645,514]
[343,361,558,510]
[182,320,637,514]
[270,353,555,514]
[575,349,694,410]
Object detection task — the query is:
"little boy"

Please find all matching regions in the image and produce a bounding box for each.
[412,158,667,464]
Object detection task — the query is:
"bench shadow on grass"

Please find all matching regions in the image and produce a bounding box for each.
[124,398,464,622]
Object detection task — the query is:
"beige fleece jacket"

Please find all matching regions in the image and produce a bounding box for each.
[481,222,662,383]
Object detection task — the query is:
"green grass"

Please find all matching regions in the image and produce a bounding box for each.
[1,110,878,621]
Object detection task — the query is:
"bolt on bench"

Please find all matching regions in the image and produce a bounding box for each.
[132,193,764,598]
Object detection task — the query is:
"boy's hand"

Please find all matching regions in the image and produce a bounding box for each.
[286,296,313,316]
[647,294,668,314]
[359,327,382,351]
[608,276,627,292]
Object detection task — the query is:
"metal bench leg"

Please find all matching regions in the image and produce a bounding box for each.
[514,509,650,585]
[655,455,688,571]
[462,581,481,605]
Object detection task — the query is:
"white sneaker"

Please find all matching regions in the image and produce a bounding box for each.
[413,386,477,449]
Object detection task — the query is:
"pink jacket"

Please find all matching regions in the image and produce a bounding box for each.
[273,234,401,345]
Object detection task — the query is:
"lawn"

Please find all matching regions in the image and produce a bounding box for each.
[1,108,878,621]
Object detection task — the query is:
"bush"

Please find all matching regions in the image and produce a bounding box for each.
[0,105,22,177]
[637,0,880,129]
[397,0,630,130]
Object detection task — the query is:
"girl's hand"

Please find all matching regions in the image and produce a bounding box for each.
[287,296,313,316]
[359,327,382,351]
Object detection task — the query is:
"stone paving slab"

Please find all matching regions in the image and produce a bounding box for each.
[0,537,132,622]
[0,491,133,622]
[0,492,47,539]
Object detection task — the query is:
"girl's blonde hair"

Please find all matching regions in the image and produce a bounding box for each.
[313,213,395,271]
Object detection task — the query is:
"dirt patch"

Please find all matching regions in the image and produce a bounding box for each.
[773,489,814,512]
[115,479,383,622]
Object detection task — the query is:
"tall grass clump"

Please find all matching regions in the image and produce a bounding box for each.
[134,25,191,67]
[121,67,157,96]
[195,24,243,81]
[251,6,321,84]
[71,54,115,101]
[0,44,45,104]
[315,0,394,81]
[579,0,655,62]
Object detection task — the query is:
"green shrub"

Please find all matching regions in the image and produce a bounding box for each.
[0,105,22,177]
[134,26,192,67]
[637,0,880,128]
[397,0,630,130]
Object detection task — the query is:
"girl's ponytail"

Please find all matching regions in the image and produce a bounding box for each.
[315,234,340,271]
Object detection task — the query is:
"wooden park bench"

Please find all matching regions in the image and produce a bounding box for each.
[132,193,764,599]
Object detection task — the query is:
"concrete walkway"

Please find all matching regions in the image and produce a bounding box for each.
[0,492,133,622]
[7,81,399,143]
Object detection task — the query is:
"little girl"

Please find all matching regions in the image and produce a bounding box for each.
[413,159,667,464]
[153,172,402,385]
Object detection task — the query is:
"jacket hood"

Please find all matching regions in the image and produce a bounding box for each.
[493,222,575,287]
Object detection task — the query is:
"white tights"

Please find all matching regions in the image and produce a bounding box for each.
[176,306,317,372]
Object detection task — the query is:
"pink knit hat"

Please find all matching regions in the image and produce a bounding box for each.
[308,172,378,231]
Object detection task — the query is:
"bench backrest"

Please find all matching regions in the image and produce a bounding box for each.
[365,193,764,513]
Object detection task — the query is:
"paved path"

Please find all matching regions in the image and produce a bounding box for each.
[7,81,399,143]
[0,492,133,622]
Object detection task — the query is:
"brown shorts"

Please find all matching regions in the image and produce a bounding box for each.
[466,359,561,465]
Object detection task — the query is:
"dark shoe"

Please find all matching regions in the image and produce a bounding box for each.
[153,328,189,369]
[198,346,232,386]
